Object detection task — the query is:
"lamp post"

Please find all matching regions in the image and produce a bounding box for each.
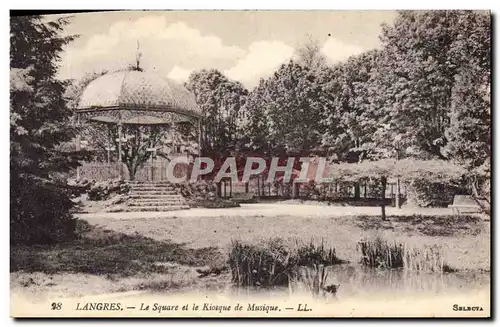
[394,135,402,209]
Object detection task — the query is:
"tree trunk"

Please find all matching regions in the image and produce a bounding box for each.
[471,181,491,217]
[395,178,401,209]
[127,163,136,181]
[380,176,387,221]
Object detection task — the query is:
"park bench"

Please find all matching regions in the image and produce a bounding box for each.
[448,195,489,215]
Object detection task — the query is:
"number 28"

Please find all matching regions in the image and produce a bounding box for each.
[51,302,62,310]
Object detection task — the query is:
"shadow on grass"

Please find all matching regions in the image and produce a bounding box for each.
[354,215,483,237]
[11,220,223,277]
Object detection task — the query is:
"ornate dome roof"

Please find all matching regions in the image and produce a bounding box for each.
[77,70,201,118]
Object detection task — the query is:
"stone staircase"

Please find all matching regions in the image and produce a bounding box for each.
[126,182,190,212]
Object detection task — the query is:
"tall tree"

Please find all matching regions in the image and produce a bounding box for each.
[10,15,79,244]
[264,61,326,155]
[444,11,491,169]
[185,69,248,155]
[372,10,490,160]
[321,50,381,162]
[444,67,490,169]
[295,36,328,73]
[363,10,491,207]
[240,78,271,154]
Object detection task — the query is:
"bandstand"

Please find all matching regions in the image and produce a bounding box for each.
[75,69,202,182]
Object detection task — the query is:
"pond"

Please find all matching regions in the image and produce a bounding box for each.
[324,265,489,300]
[225,264,490,301]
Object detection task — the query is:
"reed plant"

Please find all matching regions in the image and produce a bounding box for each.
[358,236,447,273]
[402,244,444,273]
[228,238,344,288]
[358,236,404,269]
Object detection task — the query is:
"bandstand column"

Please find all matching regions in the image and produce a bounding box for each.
[117,123,123,180]
[171,122,176,154]
[107,127,111,163]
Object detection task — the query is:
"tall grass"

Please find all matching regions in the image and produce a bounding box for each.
[358,237,404,269]
[228,238,345,288]
[403,244,445,273]
[357,236,447,273]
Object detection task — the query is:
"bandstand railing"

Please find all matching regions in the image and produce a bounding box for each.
[78,162,128,181]
[77,161,191,182]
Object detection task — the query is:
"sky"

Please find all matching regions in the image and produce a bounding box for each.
[52,10,397,89]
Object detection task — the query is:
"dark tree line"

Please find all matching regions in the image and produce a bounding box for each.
[186,10,490,170]
[185,10,490,214]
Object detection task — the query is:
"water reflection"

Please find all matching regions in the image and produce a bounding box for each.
[325,265,490,300]
[226,264,490,300]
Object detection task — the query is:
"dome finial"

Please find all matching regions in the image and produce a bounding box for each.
[135,40,143,71]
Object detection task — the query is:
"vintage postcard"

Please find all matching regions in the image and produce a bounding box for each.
[10,10,491,318]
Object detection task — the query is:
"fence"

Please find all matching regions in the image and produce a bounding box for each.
[226,178,408,199]
[77,161,191,182]
[78,162,128,181]
[77,162,408,202]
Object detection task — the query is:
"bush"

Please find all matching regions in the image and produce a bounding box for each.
[174,180,229,208]
[187,199,240,209]
[87,179,130,201]
[405,179,466,207]
[228,238,345,288]
[173,180,217,200]
[300,181,321,200]
[10,176,77,245]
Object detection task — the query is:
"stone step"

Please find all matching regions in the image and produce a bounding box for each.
[129,182,176,186]
[130,196,185,201]
[129,196,184,202]
[130,191,178,196]
[130,186,177,191]
[131,196,184,201]
[130,190,180,196]
[128,201,185,207]
[124,205,190,212]
[129,194,184,199]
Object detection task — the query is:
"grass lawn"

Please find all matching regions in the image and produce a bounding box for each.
[11,208,490,298]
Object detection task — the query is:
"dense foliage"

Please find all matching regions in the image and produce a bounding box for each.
[185,69,248,155]
[10,15,80,243]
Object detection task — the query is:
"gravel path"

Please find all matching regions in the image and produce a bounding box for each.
[76,203,456,220]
